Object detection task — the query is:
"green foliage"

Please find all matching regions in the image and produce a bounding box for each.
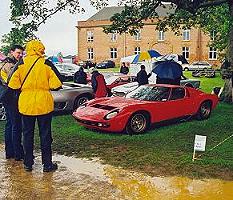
[104,1,231,56]
[0,0,85,53]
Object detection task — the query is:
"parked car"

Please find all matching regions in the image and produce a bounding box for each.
[0,82,93,121]
[73,84,218,134]
[104,75,137,96]
[52,82,94,112]
[183,61,212,71]
[105,75,137,90]
[96,60,115,69]
[55,63,80,81]
[192,69,216,78]
[79,61,96,69]
[111,76,201,97]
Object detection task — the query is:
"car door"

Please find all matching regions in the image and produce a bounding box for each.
[161,87,193,120]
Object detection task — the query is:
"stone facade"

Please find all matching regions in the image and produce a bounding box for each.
[77,17,220,67]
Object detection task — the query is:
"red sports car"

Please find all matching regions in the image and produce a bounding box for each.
[73,84,218,134]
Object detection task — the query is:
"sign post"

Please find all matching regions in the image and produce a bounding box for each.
[192,135,207,161]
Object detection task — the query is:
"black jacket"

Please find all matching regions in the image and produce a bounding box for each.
[120,66,129,74]
[74,70,87,84]
[136,70,151,86]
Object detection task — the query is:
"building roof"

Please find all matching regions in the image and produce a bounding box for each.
[87,4,175,21]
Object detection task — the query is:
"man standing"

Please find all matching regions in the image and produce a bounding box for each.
[136,65,151,86]
[74,66,87,84]
[0,45,24,160]
[120,62,129,74]
[8,40,62,172]
[90,67,107,98]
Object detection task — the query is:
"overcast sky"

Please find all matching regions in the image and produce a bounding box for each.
[0,0,118,56]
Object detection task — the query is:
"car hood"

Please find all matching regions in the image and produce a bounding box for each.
[74,97,143,119]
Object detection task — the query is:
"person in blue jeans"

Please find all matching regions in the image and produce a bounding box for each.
[0,45,24,160]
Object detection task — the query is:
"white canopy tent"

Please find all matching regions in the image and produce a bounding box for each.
[120,55,137,63]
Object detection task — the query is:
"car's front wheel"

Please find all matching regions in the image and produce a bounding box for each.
[126,112,149,135]
[73,95,91,110]
[196,101,212,120]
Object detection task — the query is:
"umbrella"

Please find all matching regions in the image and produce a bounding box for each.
[152,60,183,80]
[132,50,161,63]
[159,54,189,64]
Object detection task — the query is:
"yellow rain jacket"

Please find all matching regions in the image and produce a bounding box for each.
[8,40,62,115]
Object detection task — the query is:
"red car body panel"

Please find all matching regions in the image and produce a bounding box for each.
[73,84,218,133]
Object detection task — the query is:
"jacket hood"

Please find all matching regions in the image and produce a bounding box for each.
[25,40,45,57]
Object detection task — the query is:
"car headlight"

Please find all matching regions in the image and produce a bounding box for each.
[104,110,119,120]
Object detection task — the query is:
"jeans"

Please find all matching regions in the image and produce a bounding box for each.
[22,112,53,167]
[3,100,24,159]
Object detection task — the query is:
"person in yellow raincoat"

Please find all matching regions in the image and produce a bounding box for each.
[8,40,62,172]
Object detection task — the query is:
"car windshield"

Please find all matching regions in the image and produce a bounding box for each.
[125,85,171,101]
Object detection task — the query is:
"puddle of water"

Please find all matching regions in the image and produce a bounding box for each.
[105,166,233,200]
[0,144,233,200]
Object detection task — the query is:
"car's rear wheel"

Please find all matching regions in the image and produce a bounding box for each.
[196,101,212,120]
[0,103,6,121]
[126,112,149,135]
[73,95,91,110]
[184,67,189,71]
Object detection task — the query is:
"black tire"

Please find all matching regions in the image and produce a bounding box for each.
[73,95,91,110]
[126,112,149,135]
[196,101,212,120]
[184,67,189,71]
[0,103,6,121]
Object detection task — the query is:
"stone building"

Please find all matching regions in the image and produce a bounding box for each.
[77,6,220,66]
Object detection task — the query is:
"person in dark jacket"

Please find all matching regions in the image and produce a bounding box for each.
[74,67,87,84]
[136,65,151,86]
[120,62,129,74]
[0,45,24,161]
[90,67,107,98]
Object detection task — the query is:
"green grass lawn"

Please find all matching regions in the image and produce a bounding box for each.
[0,71,232,179]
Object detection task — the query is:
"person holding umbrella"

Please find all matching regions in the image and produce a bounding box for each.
[136,65,151,86]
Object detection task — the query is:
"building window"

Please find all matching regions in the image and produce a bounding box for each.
[158,31,165,41]
[134,30,141,41]
[87,31,94,42]
[110,32,117,42]
[134,47,141,55]
[182,47,190,59]
[87,48,94,60]
[209,47,217,60]
[110,48,117,59]
[183,29,190,41]
[210,31,215,41]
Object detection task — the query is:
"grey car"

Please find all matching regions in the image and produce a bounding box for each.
[0,82,94,121]
[52,82,94,112]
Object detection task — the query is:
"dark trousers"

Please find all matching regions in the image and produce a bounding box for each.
[3,101,24,159]
[22,112,53,167]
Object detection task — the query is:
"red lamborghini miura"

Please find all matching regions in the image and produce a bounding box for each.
[73,84,218,134]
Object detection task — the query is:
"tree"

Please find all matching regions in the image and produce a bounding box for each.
[104,0,233,103]
[0,0,90,53]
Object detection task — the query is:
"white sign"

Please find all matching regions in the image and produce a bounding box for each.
[194,135,207,152]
